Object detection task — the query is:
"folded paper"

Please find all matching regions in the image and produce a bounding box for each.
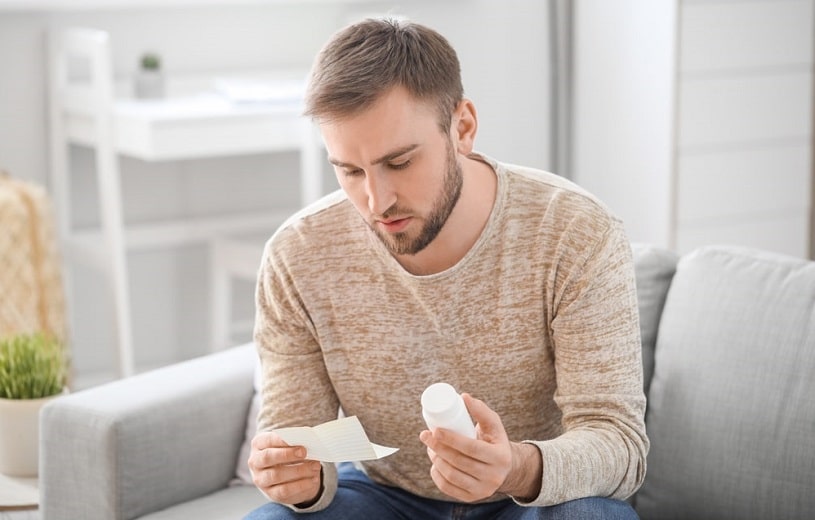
[274,416,399,463]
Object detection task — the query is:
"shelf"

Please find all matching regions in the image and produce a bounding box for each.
[68,208,289,254]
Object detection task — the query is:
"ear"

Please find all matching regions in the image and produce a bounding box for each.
[452,98,478,155]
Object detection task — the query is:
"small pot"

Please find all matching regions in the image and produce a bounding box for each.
[134,69,165,99]
[0,393,63,477]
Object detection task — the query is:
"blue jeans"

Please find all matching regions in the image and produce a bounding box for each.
[244,462,638,519]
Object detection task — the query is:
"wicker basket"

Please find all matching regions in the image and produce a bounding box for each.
[0,171,67,343]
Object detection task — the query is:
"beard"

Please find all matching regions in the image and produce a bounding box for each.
[371,142,463,256]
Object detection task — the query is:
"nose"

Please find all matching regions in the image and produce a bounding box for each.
[364,171,396,216]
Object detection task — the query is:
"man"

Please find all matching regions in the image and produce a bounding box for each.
[246,17,647,519]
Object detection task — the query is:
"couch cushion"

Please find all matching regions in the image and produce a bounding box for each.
[631,243,678,394]
[137,484,268,520]
[636,246,815,519]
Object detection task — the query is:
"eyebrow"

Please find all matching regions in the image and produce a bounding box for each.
[327,144,420,169]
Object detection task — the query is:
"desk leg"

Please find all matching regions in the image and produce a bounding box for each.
[91,31,134,378]
[210,239,232,352]
[95,130,134,378]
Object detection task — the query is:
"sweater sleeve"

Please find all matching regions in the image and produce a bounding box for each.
[253,235,341,512]
[520,219,648,506]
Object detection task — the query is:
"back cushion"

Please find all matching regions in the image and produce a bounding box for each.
[636,246,815,520]
[631,243,678,394]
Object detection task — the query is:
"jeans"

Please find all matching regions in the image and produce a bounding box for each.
[244,462,639,519]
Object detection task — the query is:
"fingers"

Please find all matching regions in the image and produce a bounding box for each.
[462,393,506,443]
[420,395,513,502]
[250,433,307,469]
[425,438,493,501]
[248,432,322,506]
[254,459,322,505]
[429,455,482,501]
[250,431,292,453]
[423,431,505,502]
[422,428,507,489]
[421,429,483,476]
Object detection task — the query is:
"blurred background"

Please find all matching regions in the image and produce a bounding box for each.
[0,0,811,388]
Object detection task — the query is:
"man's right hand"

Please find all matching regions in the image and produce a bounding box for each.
[248,432,323,506]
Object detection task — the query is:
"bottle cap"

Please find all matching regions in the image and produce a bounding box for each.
[421,382,459,416]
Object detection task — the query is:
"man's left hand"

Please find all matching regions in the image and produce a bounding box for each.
[418,393,542,502]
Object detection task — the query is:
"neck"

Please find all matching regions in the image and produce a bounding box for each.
[396,154,497,275]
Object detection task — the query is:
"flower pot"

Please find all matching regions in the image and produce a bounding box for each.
[134,70,165,99]
[0,394,61,477]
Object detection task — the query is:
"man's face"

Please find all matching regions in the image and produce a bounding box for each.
[320,87,462,256]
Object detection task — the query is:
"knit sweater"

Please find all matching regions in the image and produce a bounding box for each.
[254,153,648,511]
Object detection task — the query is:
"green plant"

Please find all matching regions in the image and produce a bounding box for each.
[140,52,161,71]
[0,333,67,399]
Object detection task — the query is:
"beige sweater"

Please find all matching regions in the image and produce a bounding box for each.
[254,154,648,511]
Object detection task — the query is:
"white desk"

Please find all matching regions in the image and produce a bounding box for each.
[49,28,322,376]
[72,95,308,158]
[62,92,319,251]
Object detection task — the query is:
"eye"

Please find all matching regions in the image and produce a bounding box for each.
[388,159,411,170]
[341,167,364,178]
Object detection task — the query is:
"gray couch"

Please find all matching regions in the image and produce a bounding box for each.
[39,244,815,519]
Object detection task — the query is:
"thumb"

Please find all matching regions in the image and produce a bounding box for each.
[462,393,507,443]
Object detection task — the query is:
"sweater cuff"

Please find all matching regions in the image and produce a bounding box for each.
[511,439,576,507]
[515,437,612,507]
[286,462,338,513]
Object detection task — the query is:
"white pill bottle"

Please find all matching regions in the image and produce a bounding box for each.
[421,382,477,439]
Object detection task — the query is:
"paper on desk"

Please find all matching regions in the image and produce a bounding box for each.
[274,416,399,463]
[214,78,305,104]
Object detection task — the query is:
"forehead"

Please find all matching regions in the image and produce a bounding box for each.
[319,87,442,162]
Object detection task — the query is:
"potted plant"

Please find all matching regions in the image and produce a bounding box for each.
[134,51,166,99]
[0,333,68,477]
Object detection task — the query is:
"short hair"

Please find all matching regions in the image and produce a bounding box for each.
[304,18,464,133]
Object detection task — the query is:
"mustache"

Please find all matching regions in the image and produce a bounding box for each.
[378,204,410,221]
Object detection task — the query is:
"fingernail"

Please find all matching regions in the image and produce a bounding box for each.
[296,447,305,458]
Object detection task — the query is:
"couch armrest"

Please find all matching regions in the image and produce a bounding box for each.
[40,344,256,520]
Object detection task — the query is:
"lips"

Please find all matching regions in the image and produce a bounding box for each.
[378,217,411,233]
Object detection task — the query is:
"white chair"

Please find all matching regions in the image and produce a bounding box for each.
[210,237,267,351]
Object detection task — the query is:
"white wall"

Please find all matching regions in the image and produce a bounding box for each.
[571,0,678,249]
[674,0,813,258]
[571,0,813,258]
[0,1,552,384]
